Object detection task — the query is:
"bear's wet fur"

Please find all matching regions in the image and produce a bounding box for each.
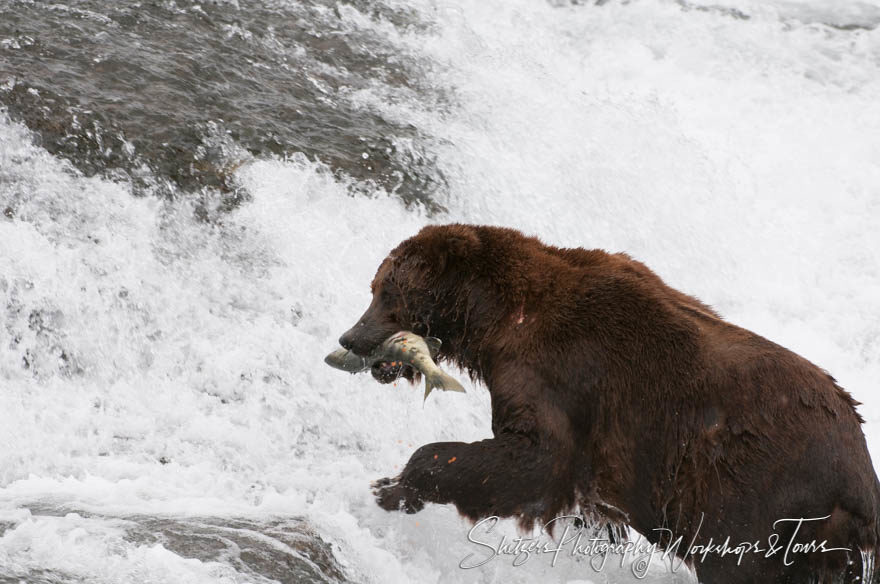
[339,224,880,583]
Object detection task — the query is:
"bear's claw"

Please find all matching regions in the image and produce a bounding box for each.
[372,476,424,513]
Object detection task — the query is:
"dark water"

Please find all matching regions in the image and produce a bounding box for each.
[1,506,350,584]
[126,516,349,584]
[0,572,88,584]
[0,0,446,213]
[0,521,13,537]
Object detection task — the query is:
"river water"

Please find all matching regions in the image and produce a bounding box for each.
[1,0,879,582]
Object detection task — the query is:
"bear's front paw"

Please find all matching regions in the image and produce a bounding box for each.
[371,477,424,513]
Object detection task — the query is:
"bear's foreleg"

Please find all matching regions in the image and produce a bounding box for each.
[372,434,572,523]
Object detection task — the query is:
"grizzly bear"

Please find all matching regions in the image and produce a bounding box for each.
[338,224,880,583]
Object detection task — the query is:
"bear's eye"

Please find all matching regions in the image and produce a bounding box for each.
[379,285,400,304]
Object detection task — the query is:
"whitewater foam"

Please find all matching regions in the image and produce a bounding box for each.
[2,0,879,582]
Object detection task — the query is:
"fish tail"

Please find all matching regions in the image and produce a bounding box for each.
[423,371,466,401]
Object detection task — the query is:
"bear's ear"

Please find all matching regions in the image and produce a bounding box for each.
[447,234,480,257]
[435,228,480,272]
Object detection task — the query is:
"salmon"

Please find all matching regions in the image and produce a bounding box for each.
[325,331,466,400]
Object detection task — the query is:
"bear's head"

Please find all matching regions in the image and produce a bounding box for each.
[339,223,521,380]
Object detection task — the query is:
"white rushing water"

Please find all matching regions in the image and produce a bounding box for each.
[1,0,879,582]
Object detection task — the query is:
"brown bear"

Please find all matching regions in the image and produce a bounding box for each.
[338,223,880,584]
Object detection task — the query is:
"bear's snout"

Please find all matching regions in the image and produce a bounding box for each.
[339,320,392,357]
[338,327,369,354]
[338,329,355,351]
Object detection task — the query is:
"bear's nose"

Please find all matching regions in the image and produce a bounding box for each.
[339,330,355,350]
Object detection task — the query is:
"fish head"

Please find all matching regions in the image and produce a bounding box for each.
[370,360,416,384]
